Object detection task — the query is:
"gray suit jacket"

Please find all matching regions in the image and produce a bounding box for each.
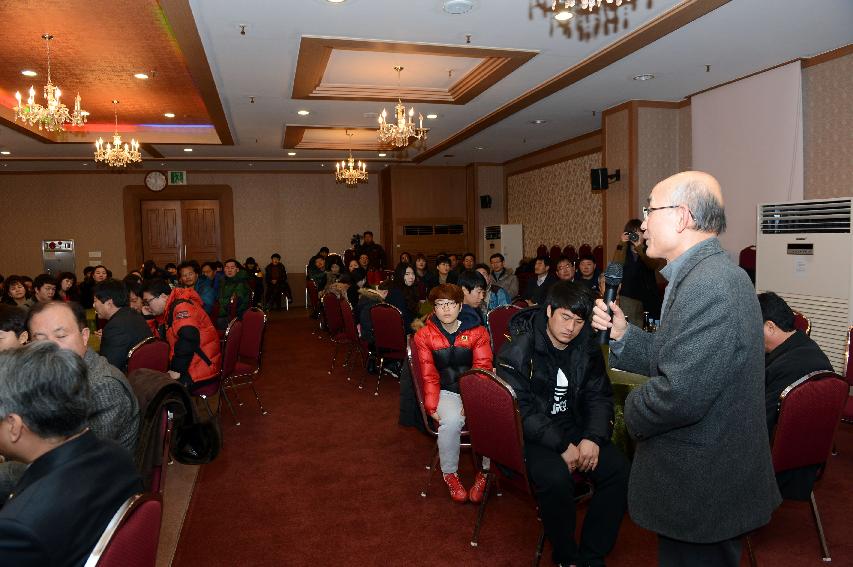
[611,237,780,543]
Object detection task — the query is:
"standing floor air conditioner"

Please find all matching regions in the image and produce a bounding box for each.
[483,224,523,271]
[755,198,852,372]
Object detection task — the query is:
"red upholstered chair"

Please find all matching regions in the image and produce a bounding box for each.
[549,245,562,262]
[536,244,547,258]
[338,298,367,383]
[362,303,407,396]
[487,304,521,357]
[592,245,604,269]
[127,337,170,374]
[407,337,474,497]
[578,243,592,258]
[226,307,269,416]
[843,326,853,424]
[747,371,848,564]
[306,278,321,315]
[367,270,384,286]
[792,310,811,336]
[512,297,528,308]
[148,406,173,496]
[190,318,241,426]
[84,493,162,567]
[562,245,577,262]
[322,293,348,374]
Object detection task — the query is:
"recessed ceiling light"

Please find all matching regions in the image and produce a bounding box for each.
[633,73,655,81]
[21,70,37,77]
[287,152,296,156]
[530,119,548,125]
[554,10,573,21]
[426,114,438,120]
[297,110,310,116]
[183,148,193,152]
[134,73,149,80]
[248,163,254,167]
[326,0,346,3]
[378,153,387,157]
[474,146,484,150]
[443,154,455,158]
[164,112,175,118]
[443,0,475,15]
[0,151,11,155]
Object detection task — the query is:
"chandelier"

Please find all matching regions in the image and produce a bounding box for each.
[551,0,629,19]
[531,0,633,40]
[13,34,88,132]
[335,131,368,186]
[377,66,428,148]
[94,101,141,168]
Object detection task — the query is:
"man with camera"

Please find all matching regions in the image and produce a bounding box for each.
[354,231,386,270]
[612,218,663,325]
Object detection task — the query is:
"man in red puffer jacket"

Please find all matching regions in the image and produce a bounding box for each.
[413,284,492,504]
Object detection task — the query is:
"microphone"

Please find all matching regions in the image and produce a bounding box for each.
[598,262,624,345]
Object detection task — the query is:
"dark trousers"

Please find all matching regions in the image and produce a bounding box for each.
[264,281,292,310]
[658,535,742,567]
[525,442,629,566]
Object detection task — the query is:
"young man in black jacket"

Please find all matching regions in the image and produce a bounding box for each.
[497,280,629,567]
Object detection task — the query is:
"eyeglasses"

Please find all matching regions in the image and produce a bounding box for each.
[642,204,695,221]
[434,301,458,310]
[141,296,160,307]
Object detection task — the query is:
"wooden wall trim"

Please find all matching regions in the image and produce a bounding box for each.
[123,184,235,270]
[801,43,853,68]
[502,129,602,168]
[505,148,601,178]
[629,101,638,218]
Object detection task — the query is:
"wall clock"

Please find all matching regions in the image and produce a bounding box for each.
[145,171,167,192]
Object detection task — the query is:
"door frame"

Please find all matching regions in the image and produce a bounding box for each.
[124,184,235,271]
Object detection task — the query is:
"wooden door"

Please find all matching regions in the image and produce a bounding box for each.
[141,200,182,266]
[182,200,221,263]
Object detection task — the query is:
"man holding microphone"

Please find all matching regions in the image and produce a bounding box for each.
[592,171,780,565]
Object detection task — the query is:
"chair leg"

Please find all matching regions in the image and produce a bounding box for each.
[745,535,758,567]
[421,445,440,498]
[374,356,384,396]
[809,491,831,562]
[221,388,240,426]
[358,353,371,390]
[329,343,340,374]
[470,471,494,547]
[533,527,545,567]
[228,378,244,407]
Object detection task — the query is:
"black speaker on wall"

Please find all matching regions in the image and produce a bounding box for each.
[480,195,493,209]
[591,168,621,190]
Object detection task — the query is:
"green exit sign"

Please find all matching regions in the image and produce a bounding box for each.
[168,171,187,185]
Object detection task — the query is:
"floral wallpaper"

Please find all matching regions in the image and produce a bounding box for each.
[507,152,603,258]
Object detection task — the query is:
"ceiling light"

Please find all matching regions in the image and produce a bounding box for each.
[94,100,141,168]
[378,153,387,157]
[287,152,296,156]
[134,73,149,80]
[14,34,87,132]
[183,148,193,152]
[297,110,310,116]
[474,146,484,150]
[164,112,175,118]
[426,114,438,120]
[443,0,475,14]
[326,0,346,3]
[530,119,548,125]
[21,70,37,77]
[0,151,10,155]
[377,66,428,148]
[554,10,573,21]
[335,130,368,186]
[633,73,655,81]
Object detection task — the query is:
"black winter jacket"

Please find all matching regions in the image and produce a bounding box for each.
[496,307,614,453]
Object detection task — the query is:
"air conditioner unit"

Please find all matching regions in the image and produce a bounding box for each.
[483,224,523,271]
[755,198,852,372]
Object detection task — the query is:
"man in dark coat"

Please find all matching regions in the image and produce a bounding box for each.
[0,342,142,566]
[93,279,153,372]
[593,171,780,566]
[523,256,558,305]
[498,281,629,567]
[354,231,386,269]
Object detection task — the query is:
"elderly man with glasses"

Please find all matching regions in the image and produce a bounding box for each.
[592,171,780,566]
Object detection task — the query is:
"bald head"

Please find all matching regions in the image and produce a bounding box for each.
[658,171,726,235]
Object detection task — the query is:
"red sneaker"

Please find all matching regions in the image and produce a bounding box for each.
[468,471,488,503]
[443,473,468,503]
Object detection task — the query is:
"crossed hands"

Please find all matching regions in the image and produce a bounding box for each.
[561,439,600,473]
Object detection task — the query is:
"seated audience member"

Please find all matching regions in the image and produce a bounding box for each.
[448,254,460,273]
[555,256,576,282]
[142,279,221,388]
[78,266,96,308]
[142,260,164,281]
[307,255,328,292]
[322,257,344,292]
[355,231,385,270]
[93,279,153,372]
[243,257,263,307]
[413,284,493,503]
[178,261,216,317]
[164,262,179,284]
[123,275,145,313]
[20,276,34,297]
[217,259,252,329]
[497,281,629,567]
[357,252,371,273]
[399,252,412,266]
[461,252,476,272]
[574,255,601,295]
[523,256,558,306]
[0,305,28,351]
[2,276,34,312]
[458,269,487,324]
[324,274,353,302]
[356,283,390,345]
[490,253,519,299]
[387,263,420,334]
[759,292,833,433]
[264,253,291,311]
[92,265,110,286]
[56,272,80,303]
[0,342,143,566]
[424,255,458,291]
[475,263,511,314]
[612,219,663,323]
[413,254,430,300]
[32,274,57,305]
[344,259,365,307]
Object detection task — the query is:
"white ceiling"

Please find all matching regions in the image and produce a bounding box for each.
[0,0,850,172]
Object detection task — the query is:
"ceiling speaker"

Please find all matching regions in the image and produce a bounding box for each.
[443,0,475,15]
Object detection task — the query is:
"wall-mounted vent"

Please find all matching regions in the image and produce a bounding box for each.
[760,199,851,234]
[434,224,464,235]
[485,225,502,240]
[403,225,434,236]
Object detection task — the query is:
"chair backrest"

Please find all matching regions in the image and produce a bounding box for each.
[792,310,811,336]
[407,336,435,434]
[459,369,529,486]
[536,244,547,258]
[322,293,344,335]
[127,337,170,374]
[549,245,562,261]
[592,244,604,269]
[562,245,577,262]
[306,279,320,311]
[221,319,243,379]
[771,371,848,473]
[487,304,522,356]
[845,326,852,383]
[511,297,528,308]
[238,307,267,361]
[739,245,757,271]
[370,303,407,354]
[578,243,592,258]
[339,298,359,343]
[84,493,162,567]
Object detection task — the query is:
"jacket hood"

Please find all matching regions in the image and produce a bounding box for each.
[429,303,483,334]
[505,305,593,358]
[358,287,385,300]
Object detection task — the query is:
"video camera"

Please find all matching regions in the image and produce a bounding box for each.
[350,233,362,248]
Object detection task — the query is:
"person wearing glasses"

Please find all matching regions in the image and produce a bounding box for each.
[611,218,663,325]
[592,171,780,566]
[412,284,493,504]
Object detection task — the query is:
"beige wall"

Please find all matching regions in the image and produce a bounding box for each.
[637,107,680,210]
[474,165,506,261]
[0,172,380,305]
[803,51,853,199]
[603,108,630,256]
